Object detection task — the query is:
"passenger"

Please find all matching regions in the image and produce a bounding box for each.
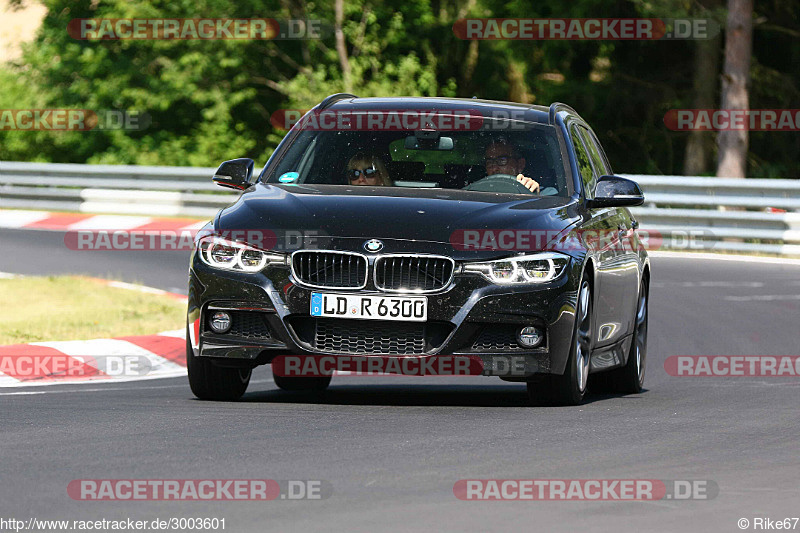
[346,152,393,186]
[484,140,540,193]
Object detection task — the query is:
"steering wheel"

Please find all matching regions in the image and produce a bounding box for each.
[464,173,534,194]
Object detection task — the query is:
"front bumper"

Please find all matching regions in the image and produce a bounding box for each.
[187,253,582,377]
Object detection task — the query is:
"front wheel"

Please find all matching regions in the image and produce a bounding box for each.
[528,278,593,406]
[186,331,251,401]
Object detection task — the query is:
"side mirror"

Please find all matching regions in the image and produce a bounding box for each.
[586,175,644,208]
[212,158,255,190]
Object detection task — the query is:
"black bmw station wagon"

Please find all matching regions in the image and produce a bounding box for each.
[186,94,649,406]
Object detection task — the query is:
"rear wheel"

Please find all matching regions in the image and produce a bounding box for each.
[528,278,593,406]
[186,330,251,401]
[273,372,332,392]
[606,277,648,393]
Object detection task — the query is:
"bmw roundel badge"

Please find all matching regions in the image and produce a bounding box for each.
[364,239,384,253]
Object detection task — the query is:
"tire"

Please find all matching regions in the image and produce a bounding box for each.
[186,329,251,401]
[273,372,332,392]
[606,277,648,394]
[528,278,593,406]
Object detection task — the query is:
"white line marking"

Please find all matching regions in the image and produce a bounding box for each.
[650,251,800,266]
[107,280,172,295]
[724,294,800,302]
[0,368,188,388]
[0,382,189,395]
[651,281,765,288]
[99,280,187,300]
[106,280,186,301]
[0,378,275,395]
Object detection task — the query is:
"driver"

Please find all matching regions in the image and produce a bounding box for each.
[346,152,393,186]
[484,140,540,193]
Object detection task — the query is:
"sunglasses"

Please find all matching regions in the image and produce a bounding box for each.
[485,156,513,166]
[348,167,380,180]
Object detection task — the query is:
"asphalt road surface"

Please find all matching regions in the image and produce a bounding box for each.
[2,227,799,532]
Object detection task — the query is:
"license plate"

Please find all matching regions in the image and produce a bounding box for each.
[310,292,427,322]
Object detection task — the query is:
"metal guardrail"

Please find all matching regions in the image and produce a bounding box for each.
[625,175,800,255]
[0,161,226,217]
[1,162,798,255]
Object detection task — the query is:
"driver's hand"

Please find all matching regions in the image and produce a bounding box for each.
[516,174,540,194]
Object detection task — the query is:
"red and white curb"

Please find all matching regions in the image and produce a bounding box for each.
[0,330,187,387]
[0,274,189,387]
[0,209,206,233]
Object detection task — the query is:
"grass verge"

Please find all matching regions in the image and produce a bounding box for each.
[0,276,185,344]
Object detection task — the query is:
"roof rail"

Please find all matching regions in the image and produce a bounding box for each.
[317,93,358,110]
[548,102,578,125]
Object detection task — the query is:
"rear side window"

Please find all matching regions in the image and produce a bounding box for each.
[569,125,595,199]
[578,126,611,177]
[587,129,613,174]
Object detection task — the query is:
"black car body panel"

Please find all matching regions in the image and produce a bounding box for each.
[216,184,578,247]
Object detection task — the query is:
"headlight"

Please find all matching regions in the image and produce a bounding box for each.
[462,253,570,284]
[198,236,287,272]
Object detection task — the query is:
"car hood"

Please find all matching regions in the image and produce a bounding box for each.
[216,183,581,248]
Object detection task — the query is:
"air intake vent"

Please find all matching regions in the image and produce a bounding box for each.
[374,255,454,292]
[292,251,368,289]
[314,319,427,355]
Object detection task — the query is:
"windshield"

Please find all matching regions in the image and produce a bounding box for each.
[264,118,570,196]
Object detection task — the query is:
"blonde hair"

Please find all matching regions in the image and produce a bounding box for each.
[346,152,393,186]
